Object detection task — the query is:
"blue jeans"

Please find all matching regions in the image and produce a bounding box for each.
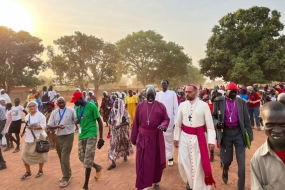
[248,106,260,127]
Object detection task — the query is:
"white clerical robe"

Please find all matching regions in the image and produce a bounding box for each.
[155,90,178,160]
[0,93,11,103]
[174,99,215,190]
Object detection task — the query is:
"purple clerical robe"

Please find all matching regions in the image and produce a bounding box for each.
[130,100,170,190]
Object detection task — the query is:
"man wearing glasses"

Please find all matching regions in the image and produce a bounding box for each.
[47,97,76,188]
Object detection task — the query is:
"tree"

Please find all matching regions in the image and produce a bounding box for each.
[199,6,285,86]
[0,26,45,93]
[47,32,121,94]
[117,30,190,86]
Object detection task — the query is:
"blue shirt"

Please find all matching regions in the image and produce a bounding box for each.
[239,94,249,101]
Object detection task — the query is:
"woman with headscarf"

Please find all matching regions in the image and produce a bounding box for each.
[239,88,249,102]
[87,90,98,107]
[20,101,48,179]
[45,102,56,149]
[107,98,133,170]
[100,91,112,127]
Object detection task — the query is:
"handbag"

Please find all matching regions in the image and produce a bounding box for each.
[29,116,50,153]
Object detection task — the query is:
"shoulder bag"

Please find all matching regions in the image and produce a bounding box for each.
[29,116,50,153]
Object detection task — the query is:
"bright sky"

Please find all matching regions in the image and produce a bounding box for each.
[1,0,285,70]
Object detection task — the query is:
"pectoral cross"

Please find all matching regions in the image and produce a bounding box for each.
[229,116,232,122]
[188,115,192,122]
[147,120,150,125]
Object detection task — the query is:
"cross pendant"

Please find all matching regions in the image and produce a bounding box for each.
[147,120,150,125]
[188,115,192,122]
[229,116,232,122]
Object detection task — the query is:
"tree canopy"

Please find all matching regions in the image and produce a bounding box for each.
[117,30,200,86]
[0,26,45,93]
[199,6,285,86]
[47,31,121,94]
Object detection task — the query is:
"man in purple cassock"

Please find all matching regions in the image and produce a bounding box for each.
[130,88,170,190]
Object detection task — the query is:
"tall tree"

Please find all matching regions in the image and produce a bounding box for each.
[199,6,285,86]
[0,26,45,93]
[117,30,191,86]
[47,31,121,94]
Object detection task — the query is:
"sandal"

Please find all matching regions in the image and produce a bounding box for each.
[94,165,102,180]
[35,170,43,178]
[21,172,32,180]
[107,164,116,170]
[12,148,20,153]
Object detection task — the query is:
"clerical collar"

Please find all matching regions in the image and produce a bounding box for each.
[226,96,236,101]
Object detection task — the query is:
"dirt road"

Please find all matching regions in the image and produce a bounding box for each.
[1,102,266,190]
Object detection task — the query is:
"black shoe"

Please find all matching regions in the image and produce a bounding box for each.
[222,168,228,184]
[0,163,7,170]
[186,182,192,190]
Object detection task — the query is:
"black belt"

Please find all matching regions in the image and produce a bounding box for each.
[225,125,239,130]
[57,133,74,137]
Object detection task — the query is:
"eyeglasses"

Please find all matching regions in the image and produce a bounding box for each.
[28,105,36,108]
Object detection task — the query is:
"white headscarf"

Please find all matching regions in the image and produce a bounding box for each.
[88,90,94,96]
[27,101,39,111]
[103,91,108,96]
[75,88,81,92]
[113,98,125,126]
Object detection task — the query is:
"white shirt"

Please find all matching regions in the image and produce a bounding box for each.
[0,93,11,103]
[155,90,178,128]
[24,111,47,143]
[11,106,24,121]
[174,98,215,144]
[48,90,56,101]
[48,107,77,136]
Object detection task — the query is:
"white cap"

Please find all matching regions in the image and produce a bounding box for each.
[0,97,6,102]
[0,89,4,92]
[218,90,224,94]
[75,88,81,92]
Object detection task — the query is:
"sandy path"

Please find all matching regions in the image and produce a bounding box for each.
[1,102,266,190]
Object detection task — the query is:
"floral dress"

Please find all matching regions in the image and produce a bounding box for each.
[108,108,133,161]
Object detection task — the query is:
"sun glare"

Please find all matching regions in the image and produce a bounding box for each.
[0,1,34,33]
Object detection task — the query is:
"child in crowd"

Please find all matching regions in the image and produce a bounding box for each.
[250,101,285,189]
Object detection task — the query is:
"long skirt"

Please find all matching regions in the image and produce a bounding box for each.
[108,125,133,161]
[22,141,48,165]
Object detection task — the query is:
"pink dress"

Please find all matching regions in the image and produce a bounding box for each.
[5,110,12,134]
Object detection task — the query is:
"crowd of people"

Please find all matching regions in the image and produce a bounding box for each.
[0,81,284,190]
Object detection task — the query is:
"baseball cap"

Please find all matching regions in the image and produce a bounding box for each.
[70,91,83,103]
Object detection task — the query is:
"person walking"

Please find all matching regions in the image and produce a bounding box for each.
[213,82,253,190]
[174,84,216,190]
[100,91,112,128]
[45,102,56,150]
[155,79,178,166]
[247,86,261,130]
[0,89,11,103]
[41,86,49,113]
[47,97,76,187]
[8,98,28,153]
[126,90,138,127]
[130,88,170,190]
[20,101,48,180]
[107,98,133,170]
[3,103,13,151]
[70,92,104,190]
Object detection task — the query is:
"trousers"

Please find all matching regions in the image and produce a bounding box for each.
[220,128,245,190]
[56,133,74,181]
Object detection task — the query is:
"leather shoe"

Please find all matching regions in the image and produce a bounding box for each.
[222,168,228,184]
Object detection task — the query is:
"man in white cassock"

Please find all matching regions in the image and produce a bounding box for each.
[155,79,178,166]
[174,84,216,190]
